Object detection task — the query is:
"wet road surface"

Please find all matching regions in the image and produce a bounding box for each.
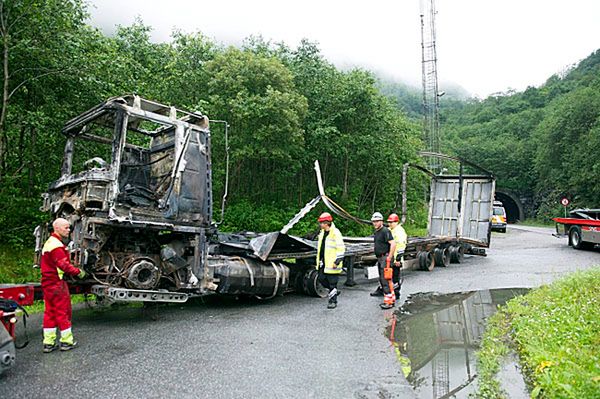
[1,225,598,398]
[389,289,531,399]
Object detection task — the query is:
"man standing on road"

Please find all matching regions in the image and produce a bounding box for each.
[387,213,407,300]
[40,218,86,352]
[371,212,396,309]
[316,212,346,309]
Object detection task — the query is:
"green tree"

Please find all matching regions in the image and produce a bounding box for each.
[205,47,308,203]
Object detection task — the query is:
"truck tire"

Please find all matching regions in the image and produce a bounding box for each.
[450,245,465,263]
[294,271,306,293]
[569,226,592,250]
[436,247,450,267]
[418,251,435,271]
[303,269,328,298]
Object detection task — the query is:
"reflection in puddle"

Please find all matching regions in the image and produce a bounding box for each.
[386,288,529,399]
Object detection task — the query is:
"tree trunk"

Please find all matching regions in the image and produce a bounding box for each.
[343,153,349,199]
[0,33,9,180]
[28,125,36,196]
[17,123,24,165]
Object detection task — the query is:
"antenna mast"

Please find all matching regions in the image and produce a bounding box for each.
[420,0,441,172]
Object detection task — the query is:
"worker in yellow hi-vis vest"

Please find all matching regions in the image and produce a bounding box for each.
[387,213,407,299]
[316,212,346,309]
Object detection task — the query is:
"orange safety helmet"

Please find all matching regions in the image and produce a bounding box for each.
[318,212,333,222]
[387,213,400,223]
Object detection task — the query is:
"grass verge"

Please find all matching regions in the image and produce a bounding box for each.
[22,294,90,314]
[476,268,600,398]
[517,218,555,228]
[0,244,39,283]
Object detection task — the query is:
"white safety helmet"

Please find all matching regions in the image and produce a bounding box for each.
[371,212,384,222]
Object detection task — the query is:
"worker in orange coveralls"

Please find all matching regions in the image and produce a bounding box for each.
[40,218,85,352]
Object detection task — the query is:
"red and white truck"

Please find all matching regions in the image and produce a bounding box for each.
[553,209,600,250]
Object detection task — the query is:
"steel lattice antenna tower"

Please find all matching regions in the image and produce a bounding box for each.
[420,0,441,172]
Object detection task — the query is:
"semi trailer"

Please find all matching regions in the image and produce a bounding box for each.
[30,95,496,301]
[2,95,496,375]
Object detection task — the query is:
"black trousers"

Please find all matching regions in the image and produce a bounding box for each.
[376,256,402,295]
[376,255,392,295]
[318,269,339,292]
[393,264,402,294]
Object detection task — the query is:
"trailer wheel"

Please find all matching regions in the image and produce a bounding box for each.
[450,245,465,263]
[303,269,328,298]
[294,272,305,293]
[434,247,450,267]
[418,251,435,271]
[569,226,592,250]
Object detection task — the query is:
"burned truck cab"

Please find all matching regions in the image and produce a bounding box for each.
[36,95,216,297]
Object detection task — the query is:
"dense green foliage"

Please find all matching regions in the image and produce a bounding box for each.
[476,268,600,398]
[380,50,600,220]
[437,51,600,219]
[0,1,426,249]
[2,0,597,250]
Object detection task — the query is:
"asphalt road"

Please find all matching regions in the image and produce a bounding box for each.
[2,225,599,398]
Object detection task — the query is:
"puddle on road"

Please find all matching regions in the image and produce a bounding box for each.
[386,288,530,399]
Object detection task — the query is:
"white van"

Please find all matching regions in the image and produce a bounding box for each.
[492,201,507,233]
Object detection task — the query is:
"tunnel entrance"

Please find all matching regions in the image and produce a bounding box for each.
[495,191,523,223]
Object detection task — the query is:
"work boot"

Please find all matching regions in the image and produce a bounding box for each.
[43,343,59,353]
[327,288,338,309]
[370,286,383,297]
[380,302,394,310]
[327,299,337,309]
[59,328,76,351]
[60,341,78,351]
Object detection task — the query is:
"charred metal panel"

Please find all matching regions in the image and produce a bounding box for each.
[249,232,317,261]
[39,95,214,295]
[165,127,212,224]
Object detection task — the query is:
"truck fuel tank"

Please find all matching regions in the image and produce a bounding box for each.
[210,256,289,298]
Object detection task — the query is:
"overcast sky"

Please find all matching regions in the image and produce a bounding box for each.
[87,0,600,98]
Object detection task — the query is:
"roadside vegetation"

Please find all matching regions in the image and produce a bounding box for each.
[475,268,600,398]
[1,0,599,280]
[0,0,429,255]
[516,218,555,228]
[0,245,39,284]
[382,50,600,223]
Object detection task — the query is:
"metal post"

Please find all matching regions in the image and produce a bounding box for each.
[344,255,357,287]
[210,120,230,225]
[401,163,409,224]
[61,137,74,177]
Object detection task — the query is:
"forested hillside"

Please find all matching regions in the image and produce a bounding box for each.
[2,0,597,248]
[439,50,600,219]
[0,1,426,246]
